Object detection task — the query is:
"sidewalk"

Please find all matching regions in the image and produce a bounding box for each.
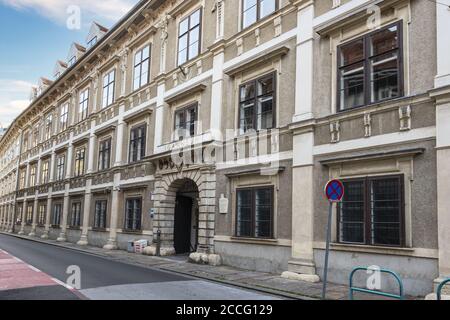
[0,231,409,300]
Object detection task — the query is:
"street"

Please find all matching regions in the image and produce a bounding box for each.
[0,234,281,300]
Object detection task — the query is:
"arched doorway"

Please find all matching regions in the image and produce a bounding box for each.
[149,166,217,257]
[173,179,199,254]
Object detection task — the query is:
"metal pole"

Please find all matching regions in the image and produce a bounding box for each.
[156,229,161,256]
[322,202,333,300]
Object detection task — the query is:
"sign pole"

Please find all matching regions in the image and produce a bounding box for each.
[322,201,333,300]
[322,179,344,300]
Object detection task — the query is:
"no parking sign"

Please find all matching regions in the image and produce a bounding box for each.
[325,179,344,202]
[322,179,344,300]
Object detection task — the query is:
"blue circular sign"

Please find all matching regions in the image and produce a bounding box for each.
[325,179,344,202]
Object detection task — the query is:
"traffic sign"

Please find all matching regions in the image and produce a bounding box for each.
[322,179,344,299]
[324,179,344,202]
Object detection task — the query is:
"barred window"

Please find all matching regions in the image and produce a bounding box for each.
[70,202,82,227]
[26,205,33,225]
[52,203,62,226]
[236,187,273,238]
[17,206,23,224]
[94,200,107,229]
[38,205,46,226]
[338,175,404,246]
[125,198,142,231]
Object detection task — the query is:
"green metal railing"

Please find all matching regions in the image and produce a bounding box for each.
[349,267,404,300]
[437,278,450,300]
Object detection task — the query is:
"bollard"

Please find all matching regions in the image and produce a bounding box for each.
[155,229,161,257]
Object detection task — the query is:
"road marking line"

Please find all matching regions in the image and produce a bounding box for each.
[51,278,74,290]
[27,265,41,272]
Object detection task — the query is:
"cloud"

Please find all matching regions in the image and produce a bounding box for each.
[0,79,33,128]
[0,79,34,95]
[0,100,29,128]
[0,0,138,26]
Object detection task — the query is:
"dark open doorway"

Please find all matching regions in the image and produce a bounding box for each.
[173,179,199,254]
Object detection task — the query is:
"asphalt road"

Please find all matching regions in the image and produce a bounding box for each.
[0,234,281,300]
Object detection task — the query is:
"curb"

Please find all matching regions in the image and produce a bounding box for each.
[0,231,318,300]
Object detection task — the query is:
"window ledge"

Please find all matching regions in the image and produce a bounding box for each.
[228,236,287,246]
[314,242,430,257]
[121,230,143,235]
[92,227,107,232]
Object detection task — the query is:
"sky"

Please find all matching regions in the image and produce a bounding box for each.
[0,0,140,129]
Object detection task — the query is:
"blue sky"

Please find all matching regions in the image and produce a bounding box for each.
[0,0,139,128]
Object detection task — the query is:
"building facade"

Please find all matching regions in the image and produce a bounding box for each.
[0,0,449,297]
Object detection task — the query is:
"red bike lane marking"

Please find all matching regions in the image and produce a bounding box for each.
[0,249,59,291]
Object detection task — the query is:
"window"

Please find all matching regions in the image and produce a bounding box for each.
[52,203,62,226]
[38,205,46,226]
[102,70,115,108]
[87,36,97,49]
[41,161,49,184]
[32,125,39,147]
[338,22,403,111]
[178,9,201,66]
[17,206,23,224]
[242,0,277,29]
[68,56,76,67]
[236,187,273,238]
[94,200,107,229]
[338,175,404,246]
[133,46,150,91]
[56,155,65,181]
[26,205,33,225]
[45,113,53,140]
[129,125,146,163]
[23,135,29,151]
[74,148,86,177]
[29,165,36,187]
[70,202,82,227]
[79,89,89,121]
[125,198,142,231]
[19,170,25,189]
[174,104,197,140]
[98,138,111,171]
[54,72,61,79]
[60,103,69,132]
[239,73,275,134]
